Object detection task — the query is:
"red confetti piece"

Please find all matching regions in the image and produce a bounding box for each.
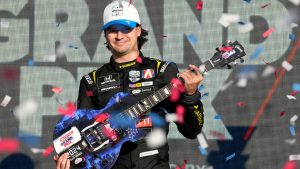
[51,86,62,94]
[262,27,275,38]
[176,105,186,124]
[261,3,271,8]
[86,90,94,96]
[283,161,297,169]
[42,146,54,157]
[0,138,20,153]
[290,91,298,96]
[220,46,233,52]
[136,56,142,63]
[196,0,203,11]
[274,67,279,79]
[176,160,187,169]
[280,111,285,117]
[236,101,245,107]
[2,67,19,81]
[94,113,110,123]
[57,102,76,116]
[129,0,133,6]
[170,78,185,102]
[209,130,225,140]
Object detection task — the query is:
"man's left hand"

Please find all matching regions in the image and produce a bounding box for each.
[178,64,204,95]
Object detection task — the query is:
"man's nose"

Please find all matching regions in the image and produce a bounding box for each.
[116,31,124,39]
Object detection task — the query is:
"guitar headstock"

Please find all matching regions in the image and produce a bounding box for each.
[205,40,246,71]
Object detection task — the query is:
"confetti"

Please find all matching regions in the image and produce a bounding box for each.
[198,146,208,156]
[3,67,19,80]
[262,65,276,77]
[280,111,285,117]
[196,0,204,11]
[28,58,34,66]
[165,113,178,122]
[57,102,76,117]
[14,99,38,120]
[136,56,142,63]
[197,133,208,149]
[290,115,298,126]
[289,154,300,161]
[236,78,248,88]
[289,125,296,136]
[0,138,20,153]
[250,45,264,60]
[262,27,275,38]
[129,0,133,6]
[226,153,236,161]
[292,83,300,92]
[238,21,246,25]
[176,105,185,124]
[51,86,63,94]
[162,35,167,38]
[238,22,254,33]
[175,160,187,169]
[244,0,251,3]
[286,95,296,100]
[214,114,221,120]
[86,90,94,96]
[1,95,12,107]
[261,3,271,8]
[290,91,298,96]
[220,80,234,91]
[42,146,54,157]
[290,23,298,28]
[68,44,78,49]
[289,34,296,41]
[236,101,245,107]
[30,148,45,154]
[218,13,240,27]
[281,60,293,71]
[197,84,204,91]
[283,161,297,169]
[288,0,300,6]
[43,54,56,62]
[285,138,296,145]
[200,93,209,99]
[209,130,225,140]
[18,134,40,147]
[187,34,198,45]
[145,128,166,148]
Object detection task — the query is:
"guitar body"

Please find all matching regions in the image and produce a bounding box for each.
[53,92,146,169]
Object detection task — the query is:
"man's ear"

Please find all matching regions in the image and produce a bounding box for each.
[137,26,141,37]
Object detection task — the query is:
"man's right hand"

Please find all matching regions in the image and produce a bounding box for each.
[53,153,70,169]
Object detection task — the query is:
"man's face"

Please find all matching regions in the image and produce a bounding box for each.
[105,24,141,56]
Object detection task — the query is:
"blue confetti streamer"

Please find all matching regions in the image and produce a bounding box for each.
[238,21,246,25]
[226,153,236,161]
[198,84,204,91]
[289,34,295,41]
[198,146,208,156]
[187,34,198,46]
[244,0,251,3]
[28,58,34,66]
[289,125,296,136]
[292,83,300,92]
[250,45,264,60]
[214,114,221,120]
[200,92,209,100]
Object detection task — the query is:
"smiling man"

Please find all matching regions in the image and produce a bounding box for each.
[54,0,204,168]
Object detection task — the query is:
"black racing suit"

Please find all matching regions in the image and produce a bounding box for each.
[77,52,204,169]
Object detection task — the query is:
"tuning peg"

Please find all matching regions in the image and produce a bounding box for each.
[240,58,244,63]
[227,64,232,69]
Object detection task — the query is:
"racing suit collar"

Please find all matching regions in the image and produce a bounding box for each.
[109,51,144,71]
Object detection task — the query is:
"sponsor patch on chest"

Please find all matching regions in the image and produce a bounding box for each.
[128,86,154,95]
[97,73,120,92]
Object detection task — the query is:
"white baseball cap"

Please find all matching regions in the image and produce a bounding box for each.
[102,0,141,30]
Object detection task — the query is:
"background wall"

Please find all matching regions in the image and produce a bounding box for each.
[0,0,299,168]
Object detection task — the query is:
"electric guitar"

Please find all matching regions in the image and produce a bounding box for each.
[53,40,246,169]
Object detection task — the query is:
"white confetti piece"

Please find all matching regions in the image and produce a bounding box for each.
[43,54,56,62]
[220,80,234,91]
[282,60,293,71]
[165,114,178,122]
[290,23,298,28]
[197,133,208,149]
[1,95,12,107]
[262,65,276,77]
[236,78,248,88]
[218,13,240,27]
[238,22,254,33]
[285,138,296,145]
[14,99,38,120]
[30,148,45,154]
[287,95,297,100]
[290,115,298,126]
[0,20,9,28]
[288,0,300,5]
[289,154,300,161]
[145,128,166,149]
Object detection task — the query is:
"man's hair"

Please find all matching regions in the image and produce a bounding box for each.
[104,25,149,50]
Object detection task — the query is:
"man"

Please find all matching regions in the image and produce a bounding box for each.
[55,0,204,168]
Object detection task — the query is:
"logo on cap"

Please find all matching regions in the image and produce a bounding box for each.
[111,4,123,16]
